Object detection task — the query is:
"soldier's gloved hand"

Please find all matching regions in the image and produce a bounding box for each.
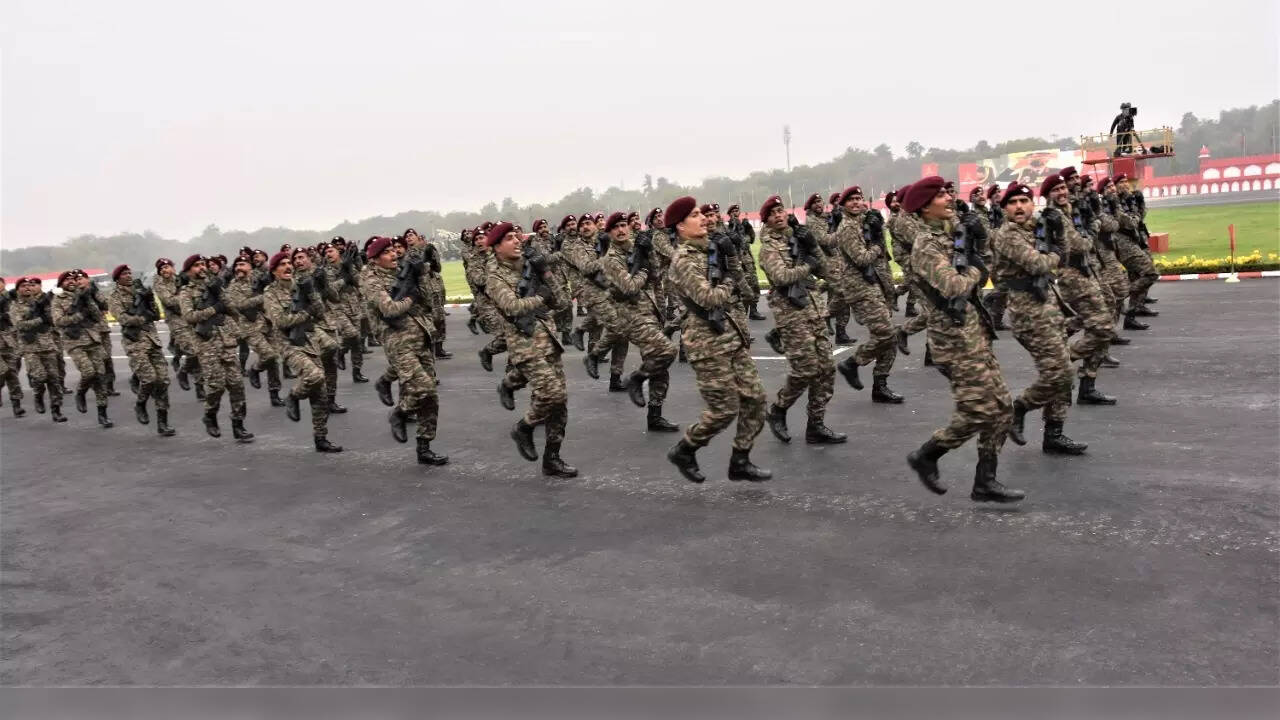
[524,246,548,274]
[212,300,228,315]
[793,224,816,250]
[954,199,971,216]
[806,254,823,273]
[712,232,738,257]
[961,212,987,241]
[536,281,556,304]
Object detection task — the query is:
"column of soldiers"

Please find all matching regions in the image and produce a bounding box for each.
[5,170,1166,502]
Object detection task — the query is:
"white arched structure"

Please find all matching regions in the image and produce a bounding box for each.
[1244,164,1262,176]
[1203,168,1221,180]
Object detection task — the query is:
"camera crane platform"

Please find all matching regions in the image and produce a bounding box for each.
[1080,126,1176,176]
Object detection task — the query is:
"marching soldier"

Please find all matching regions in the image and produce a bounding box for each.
[290,247,345,414]
[990,180,1088,455]
[403,229,451,359]
[901,177,1023,502]
[564,214,628,389]
[757,195,845,446]
[832,186,904,403]
[598,211,680,433]
[177,255,254,442]
[726,204,765,321]
[106,265,175,435]
[324,238,373,379]
[0,286,25,416]
[529,219,573,347]
[662,197,770,484]
[483,223,575,477]
[154,258,203,398]
[8,277,65,422]
[886,187,928,354]
[1113,174,1160,327]
[52,270,113,427]
[1086,177,1132,341]
[83,271,119,397]
[226,254,286,407]
[472,231,511,374]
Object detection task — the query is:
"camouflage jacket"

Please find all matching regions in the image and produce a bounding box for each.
[51,288,102,350]
[359,263,433,348]
[560,233,608,298]
[668,236,749,362]
[9,293,58,354]
[107,282,162,348]
[153,274,186,328]
[290,267,336,333]
[759,225,825,322]
[263,278,339,355]
[601,237,661,324]
[909,220,993,392]
[990,217,1066,327]
[322,259,364,320]
[486,255,566,364]
[224,275,266,338]
[178,278,237,347]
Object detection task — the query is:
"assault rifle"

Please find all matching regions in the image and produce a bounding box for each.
[339,245,360,287]
[783,215,821,308]
[512,242,553,337]
[682,235,729,333]
[390,254,425,302]
[628,229,653,276]
[1123,194,1151,249]
[192,275,225,340]
[21,291,54,343]
[123,278,160,342]
[288,274,316,346]
[591,231,610,287]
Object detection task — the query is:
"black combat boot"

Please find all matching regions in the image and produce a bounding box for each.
[328,397,348,414]
[155,408,176,437]
[677,342,687,363]
[435,341,452,359]
[511,419,538,461]
[970,451,1025,503]
[666,438,705,483]
[335,348,346,370]
[1008,398,1029,446]
[542,441,578,478]
[352,366,368,384]
[497,380,516,411]
[626,372,646,407]
[314,435,343,453]
[806,420,847,444]
[837,357,864,390]
[416,438,449,465]
[766,404,791,443]
[608,373,626,392]
[467,315,480,335]
[231,418,254,443]
[923,344,934,366]
[170,350,182,372]
[177,368,190,391]
[1100,354,1120,368]
[203,411,220,438]
[104,367,119,397]
[194,381,205,401]
[75,388,88,414]
[269,389,286,407]
[11,398,25,418]
[388,408,408,443]
[34,386,45,414]
[872,376,904,404]
[582,353,600,380]
[374,376,394,406]
[570,328,586,352]
[129,374,140,395]
[478,348,494,372]
[1077,376,1117,405]
[895,328,910,355]
[1110,334,1131,345]
[284,392,301,422]
[1144,296,1158,304]
[366,336,381,348]
[1123,310,1149,331]
[647,406,678,432]
[765,328,784,355]
[906,438,948,495]
[834,327,854,346]
[748,301,766,321]
[904,299,918,317]
[560,328,573,346]
[1043,420,1087,455]
[135,396,149,425]
[238,342,249,372]
[246,363,262,389]
[1133,305,1159,317]
[96,406,113,429]
[50,402,67,423]
[728,448,771,482]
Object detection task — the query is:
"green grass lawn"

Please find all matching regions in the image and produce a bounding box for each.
[1147,200,1280,258]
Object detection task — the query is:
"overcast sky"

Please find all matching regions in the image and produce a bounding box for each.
[3,0,1277,248]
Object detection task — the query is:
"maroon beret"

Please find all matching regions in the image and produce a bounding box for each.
[111,264,130,281]
[645,207,663,225]
[1113,173,1129,184]
[268,251,291,272]
[233,254,252,266]
[1081,175,1095,186]
[594,212,604,221]
[968,185,983,199]
[828,192,840,205]
[576,214,594,229]
[57,270,77,286]
[279,244,292,253]
[625,211,639,222]
[837,186,864,206]
[664,196,698,229]
[899,185,913,197]
[901,176,946,214]
[1000,182,1034,206]
[155,257,174,271]
[1039,173,1065,198]
[726,204,740,214]
[699,203,716,215]
[181,254,204,273]
[532,218,548,231]
[365,237,393,260]
[1096,176,1114,192]
[986,184,1001,200]
[943,180,956,191]
[557,214,576,231]
[604,212,627,233]
[805,193,823,209]
[480,221,495,232]
[759,194,783,220]
[239,245,254,257]
[884,191,898,206]
[1059,166,1078,180]
[485,221,515,247]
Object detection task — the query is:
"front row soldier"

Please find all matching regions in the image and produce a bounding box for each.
[0,288,25,417]
[482,222,577,478]
[361,237,449,465]
[107,265,176,436]
[9,277,67,422]
[663,197,771,484]
[1111,174,1160,330]
[598,212,681,433]
[902,177,1024,503]
[52,270,113,428]
[989,181,1088,455]
[227,255,286,407]
[178,255,254,442]
[756,195,845,446]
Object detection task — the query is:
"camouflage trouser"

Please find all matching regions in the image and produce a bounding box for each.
[739,250,761,312]
[196,340,246,420]
[21,349,63,406]
[931,340,1012,454]
[1058,270,1115,380]
[826,267,852,331]
[1009,294,1072,423]
[283,345,330,437]
[244,327,282,391]
[385,329,438,441]
[430,287,447,343]
[1099,251,1131,319]
[773,307,835,423]
[125,340,170,410]
[97,329,115,385]
[552,270,574,332]
[67,343,109,408]
[0,344,22,401]
[476,295,508,356]
[846,284,897,378]
[684,344,766,451]
[515,350,567,445]
[331,309,363,371]
[170,322,202,378]
[52,334,68,384]
[619,309,676,409]
[584,291,628,377]
[1115,238,1158,309]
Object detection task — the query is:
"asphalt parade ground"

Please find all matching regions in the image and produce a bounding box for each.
[2,279,1277,685]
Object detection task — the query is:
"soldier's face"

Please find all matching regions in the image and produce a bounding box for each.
[841,197,860,213]
[234,261,251,278]
[189,261,207,280]
[495,232,522,262]
[61,276,78,292]
[765,206,786,229]
[1066,176,1080,191]
[253,252,268,266]
[1117,180,1130,193]
[292,253,312,271]
[1005,196,1034,223]
[325,247,341,263]
[922,192,953,221]
[629,219,641,231]
[20,282,39,298]
[159,265,174,279]
[1050,184,1070,206]
[374,249,397,269]
[728,210,739,221]
[579,220,596,236]
[76,275,91,290]
[118,269,133,285]
[678,207,707,240]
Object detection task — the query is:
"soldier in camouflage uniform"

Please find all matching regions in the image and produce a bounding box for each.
[483,223,576,478]
[50,270,112,427]
[725,204,765,321]
[528,219,572,347]
[402,229,451,359]
[886,187,928,355]
[901,177,1023,503]
[1088,177,1133,340]
[756,196,845,446]
[1112,175,1160,329]
[991,180,1088,455]
[0,286,25,416]
[598,211,680,433]
[1045,174,1120,405]
[8,278,63,421]
[153,258,202,397]
[290,247,345,415]
[564,214,628,389]
[323,239,373,379]
[106,265,176,435]
[980,184,1012,331]
[178,255,254,442]
[470,236,513,374]
[662,197,771,484]
[831,186,904,403]
[226,255,286,407]
[82,271,119,397]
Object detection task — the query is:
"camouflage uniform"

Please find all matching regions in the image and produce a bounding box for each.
[88,286,116,394]
[179,278,248,424]
[1056,201,1116,381]
[1093,195,1130,320]
[600,233,677,417]
[727,219,762,317]
[888,210,929,336]
[653,228,682,323]
[264,278,335,438]
[563,232,628,376]
[225,275,282,393]
[833,208,898,382]
[668,237,765,451]
[758,225,835,425]
[9,293,63,412]
[52,288,110,409]
[154,274,201,385]
[531,229,574,340]
[360,263,440,443]
[107,281,171,414]
[293,267,341,408]
[321,258,365,373]
[813,210,852,335]
[0,295,23,409]
[1114,191,1159,310]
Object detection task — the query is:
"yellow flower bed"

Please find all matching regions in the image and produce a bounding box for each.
[1153,250,1280,274]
